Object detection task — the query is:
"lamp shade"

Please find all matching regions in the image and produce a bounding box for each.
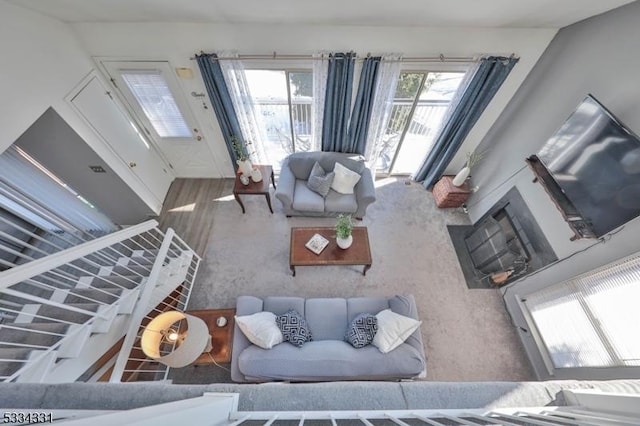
[141,311,212,368]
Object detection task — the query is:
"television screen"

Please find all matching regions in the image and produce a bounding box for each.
[537,94,640,237]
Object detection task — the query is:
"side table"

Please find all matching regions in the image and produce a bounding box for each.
[233,164,276,214]
[187,308,235,365]
[433,175,471,208]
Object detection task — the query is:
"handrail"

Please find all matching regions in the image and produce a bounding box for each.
[109,228,176,382]
[0,220,158,291]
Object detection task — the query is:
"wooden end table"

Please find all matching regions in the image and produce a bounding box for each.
[186,308,235,365]
[233,164,276,214]
[289,227,372,276]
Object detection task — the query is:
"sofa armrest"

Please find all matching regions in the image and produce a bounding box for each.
[274,162,296,212]
[354,167,376,218]
[231,296,264,382]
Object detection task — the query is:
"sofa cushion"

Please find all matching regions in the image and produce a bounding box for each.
[317,153,366,175]
[324,190,358,213]
[373,309,422,353]
[305,298,347,341]
[292,180,325,212]
[347,297,390,322]
[345,313,378,348]
[331,162,362,195]
[276,310,313,347]
[306,162,334,197]
[288,157,317,180]
[263,296,305,316]
[238,340,425,381]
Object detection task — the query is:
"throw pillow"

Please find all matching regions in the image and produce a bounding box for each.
[372,309,422,353]
[235,312,283,349]
[276,309,313,347]
[345,313,378,348]
[331,162,362,194]
[306,161,335,197]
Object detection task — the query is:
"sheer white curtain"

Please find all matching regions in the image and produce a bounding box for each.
[217,51,268,164]
[364,54,402,166]
[311,52,329,152]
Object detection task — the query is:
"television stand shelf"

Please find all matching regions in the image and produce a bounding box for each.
[526,155,596,241]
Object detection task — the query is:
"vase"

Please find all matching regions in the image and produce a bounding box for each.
[336,234,353,249]
[250,167,263,183]
[452,166,471,187]
[237,159,253,176]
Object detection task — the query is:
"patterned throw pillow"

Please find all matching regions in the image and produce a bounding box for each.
[306,161,335,197]
[345,313,378,348]
[276,310,313,347]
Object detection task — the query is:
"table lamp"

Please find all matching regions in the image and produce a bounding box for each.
[141,311,212,368]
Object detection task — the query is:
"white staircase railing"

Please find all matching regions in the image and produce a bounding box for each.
[5,390,639,425]
[0,219,200,383]
[109,229,201,382]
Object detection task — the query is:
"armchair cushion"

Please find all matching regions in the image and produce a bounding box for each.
[292,181,325,212]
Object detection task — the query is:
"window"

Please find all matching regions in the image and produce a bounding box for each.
[244,69,313,165]
[99,61,197,144]
[120,71,192,138]
[524,255,640,369]
[377,71,465,175]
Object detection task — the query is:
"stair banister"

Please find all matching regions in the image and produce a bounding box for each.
[0,220,158,291]
[109,228,177,382]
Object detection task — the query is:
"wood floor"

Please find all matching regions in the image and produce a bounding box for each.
[158,178,233,257]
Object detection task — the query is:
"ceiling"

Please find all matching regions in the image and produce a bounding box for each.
[7,0,637,28]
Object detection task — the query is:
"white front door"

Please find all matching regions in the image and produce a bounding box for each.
[70,76,174,207]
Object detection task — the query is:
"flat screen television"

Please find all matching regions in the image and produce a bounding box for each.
[534,94,640,238]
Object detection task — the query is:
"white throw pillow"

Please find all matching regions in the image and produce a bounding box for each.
[235,312,283,349]
[330,162,362,194]
[372,309,422,353]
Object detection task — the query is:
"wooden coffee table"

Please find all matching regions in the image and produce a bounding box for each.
[289,227,372,276]
[186,308,235,364]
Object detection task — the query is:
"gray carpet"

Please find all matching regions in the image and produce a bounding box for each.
[173,178,534,383]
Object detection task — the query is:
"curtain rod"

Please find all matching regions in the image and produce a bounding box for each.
[189,52,494,63]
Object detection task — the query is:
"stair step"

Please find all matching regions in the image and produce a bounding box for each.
[77,275,143,290]
[119,255,155,267]
[0,348,33,378]
[101,265,151,277]
[57,324,91,358]
[14,303,101,325]
[61,287,124,305]
[0,323,70,349]
[92,305,118,333]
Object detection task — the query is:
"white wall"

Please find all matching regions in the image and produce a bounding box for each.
[466,1,640,379]
[0,2,169,214]
[70,22,558,176]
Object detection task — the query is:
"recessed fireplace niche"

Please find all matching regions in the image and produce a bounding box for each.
[448,187,558,289]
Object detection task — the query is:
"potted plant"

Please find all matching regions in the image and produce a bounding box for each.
[452,150,484,187]
[335,214,354,249]
[231,136,253,176]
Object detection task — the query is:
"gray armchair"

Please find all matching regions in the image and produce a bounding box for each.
[275,151,376,219]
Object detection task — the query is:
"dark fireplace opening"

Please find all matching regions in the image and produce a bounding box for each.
[448,187,558,289]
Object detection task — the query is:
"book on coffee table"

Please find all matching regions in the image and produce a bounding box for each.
[305,233,329,255]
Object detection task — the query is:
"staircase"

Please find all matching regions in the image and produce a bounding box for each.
[0,220,200,383]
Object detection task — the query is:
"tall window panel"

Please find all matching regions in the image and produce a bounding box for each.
[524,255,640,369]
[377,71,465,175]
[245,69,313,167]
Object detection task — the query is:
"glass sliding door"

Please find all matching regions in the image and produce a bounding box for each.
[244,69,313,170]
[376,71,465,175]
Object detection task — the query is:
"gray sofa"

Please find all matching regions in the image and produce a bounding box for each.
[274,151,376,219]
[231,295,426,382]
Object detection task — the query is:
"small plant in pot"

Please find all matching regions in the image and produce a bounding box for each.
[335,214,354,249]
[231,136,254,176]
